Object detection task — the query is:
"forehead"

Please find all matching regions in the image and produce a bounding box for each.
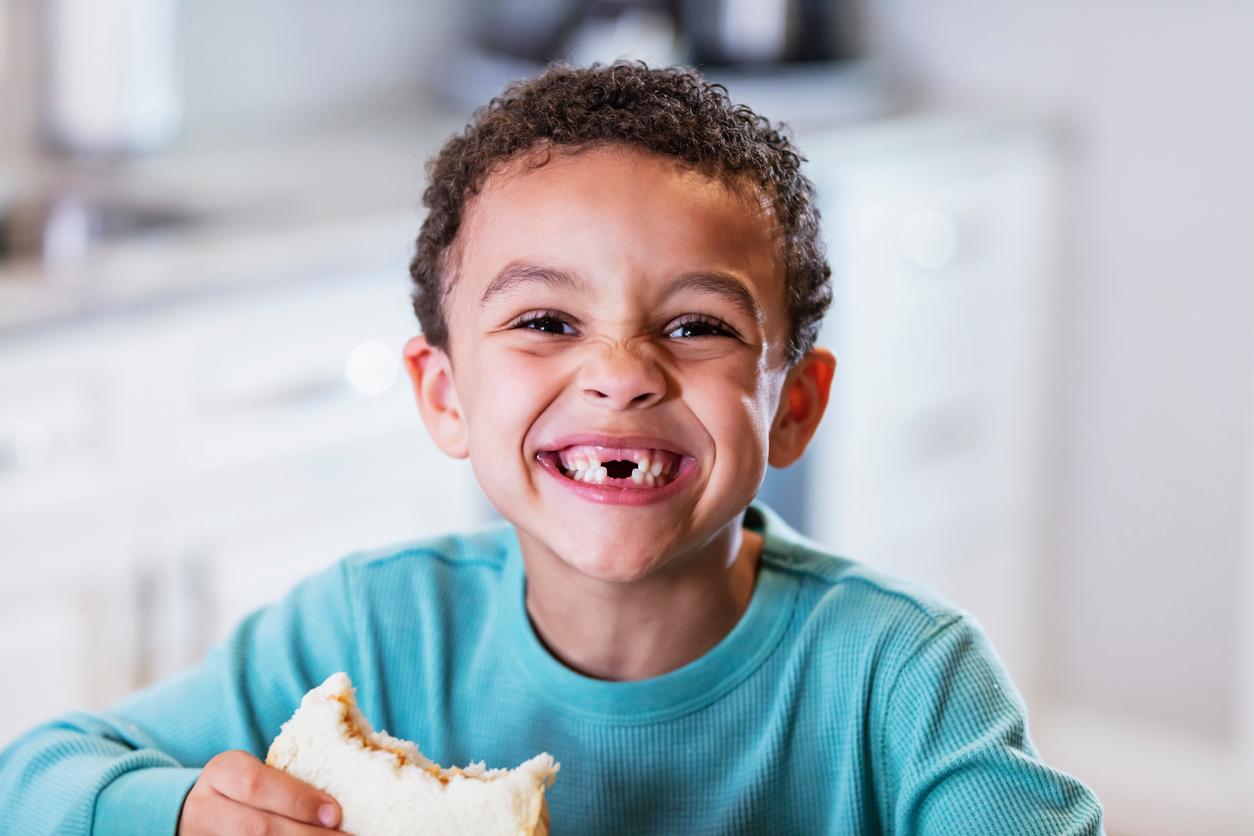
[450,145,785,316]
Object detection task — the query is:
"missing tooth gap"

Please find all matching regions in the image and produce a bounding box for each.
[604,460,635,479]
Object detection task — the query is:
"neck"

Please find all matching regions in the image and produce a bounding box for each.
[518,521,764,681]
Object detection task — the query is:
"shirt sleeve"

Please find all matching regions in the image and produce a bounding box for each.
[0,558,360,836]
[878,615,1104,836]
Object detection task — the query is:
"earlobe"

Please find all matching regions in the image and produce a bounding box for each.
[768,348,836,468]
[403,335,470,459]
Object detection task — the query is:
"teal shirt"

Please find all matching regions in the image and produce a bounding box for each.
[0,503,1103,834]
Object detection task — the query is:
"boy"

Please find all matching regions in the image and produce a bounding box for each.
[0,63,1103,834]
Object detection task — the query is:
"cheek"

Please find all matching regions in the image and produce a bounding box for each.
[464,349,565,457]
[472,350,552,414]
[686,366,774,469]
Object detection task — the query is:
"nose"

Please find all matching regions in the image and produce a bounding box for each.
[578,345,666,410]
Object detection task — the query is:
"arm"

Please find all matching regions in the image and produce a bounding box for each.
[0,559,360,835]
[877,616,1104,836]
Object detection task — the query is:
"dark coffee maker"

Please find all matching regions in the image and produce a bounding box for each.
[462,0,859,68]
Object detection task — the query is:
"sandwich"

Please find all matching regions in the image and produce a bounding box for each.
[266,672,559,835]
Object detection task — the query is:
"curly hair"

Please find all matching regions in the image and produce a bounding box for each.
[409,61,831,365]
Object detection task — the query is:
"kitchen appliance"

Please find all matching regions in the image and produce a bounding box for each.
[435,0,883,130]
[461,0,859,67]
[682,0,858,66]
[40,0,182,157]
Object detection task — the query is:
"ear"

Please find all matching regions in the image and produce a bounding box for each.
[402,335,469,459]
[768,347,836,468]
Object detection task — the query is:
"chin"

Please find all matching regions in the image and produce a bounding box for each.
[555,538,670,584]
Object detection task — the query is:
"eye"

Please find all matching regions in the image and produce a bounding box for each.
[510,311,577,336]
[665,314,736,340]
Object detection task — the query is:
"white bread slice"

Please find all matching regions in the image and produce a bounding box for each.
[265,672,558,836]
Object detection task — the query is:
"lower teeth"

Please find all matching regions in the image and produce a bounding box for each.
[564,466,668,487]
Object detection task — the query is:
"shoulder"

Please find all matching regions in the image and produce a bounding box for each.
[751,515,998,701]
[342,523,514,572]
[758,529,1017,724]
[762,529,966,648]
[332,522,515,604]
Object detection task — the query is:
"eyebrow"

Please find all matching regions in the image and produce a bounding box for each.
[479,262,587,306]
[479,260,764,324]
[667,271,764,325]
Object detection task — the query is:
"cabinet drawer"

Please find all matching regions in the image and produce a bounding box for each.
[0,359,114,519]
[0,586,90,743]
[170,276,418,471]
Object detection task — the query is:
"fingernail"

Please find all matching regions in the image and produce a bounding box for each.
[319,803,339,827]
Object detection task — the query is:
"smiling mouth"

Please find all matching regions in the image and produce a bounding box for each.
[540,445,683,489]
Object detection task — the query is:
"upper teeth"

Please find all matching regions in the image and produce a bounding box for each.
[556,446,680,487]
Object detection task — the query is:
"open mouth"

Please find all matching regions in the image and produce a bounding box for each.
[538,444,684,489]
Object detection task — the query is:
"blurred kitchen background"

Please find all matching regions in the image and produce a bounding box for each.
[0,1,1250,832]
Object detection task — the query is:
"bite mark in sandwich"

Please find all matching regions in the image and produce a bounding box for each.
[266,672,559,835]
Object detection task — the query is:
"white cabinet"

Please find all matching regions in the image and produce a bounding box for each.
[0,270,490,742]
[0,583,91,742]
[0,496,140,742]
[802,116,1060,704]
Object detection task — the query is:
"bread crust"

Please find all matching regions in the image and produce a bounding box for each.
[266,673,559,835]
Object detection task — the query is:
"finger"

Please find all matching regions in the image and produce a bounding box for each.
[208,751,341,828]
[207,790,341,835]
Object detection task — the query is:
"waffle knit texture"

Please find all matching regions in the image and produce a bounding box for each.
[0,503,1103,835]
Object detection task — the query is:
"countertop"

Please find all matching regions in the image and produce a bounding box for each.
[0,100,466,337]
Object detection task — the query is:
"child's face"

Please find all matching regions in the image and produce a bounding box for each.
[407,145,830,583]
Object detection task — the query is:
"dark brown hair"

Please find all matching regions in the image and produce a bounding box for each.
[409,61,831,365]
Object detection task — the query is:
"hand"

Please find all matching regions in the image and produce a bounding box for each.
[179,749,343,834]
